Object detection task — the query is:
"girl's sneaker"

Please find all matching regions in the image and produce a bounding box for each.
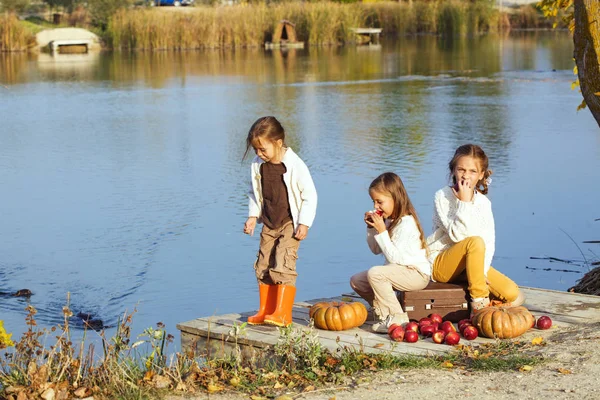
[469,297,490,318]
[372,313,410,333]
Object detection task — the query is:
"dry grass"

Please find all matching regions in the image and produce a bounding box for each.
[106,1,503,50]
[0,12,36,52]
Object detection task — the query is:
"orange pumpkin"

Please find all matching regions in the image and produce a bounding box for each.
[309,301,368,331]
[471,306,535,339]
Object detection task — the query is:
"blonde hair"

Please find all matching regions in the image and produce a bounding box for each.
[369,172,428,251]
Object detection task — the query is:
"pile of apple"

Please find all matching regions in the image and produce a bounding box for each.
[388,313,554,344]
[387,313,478,345]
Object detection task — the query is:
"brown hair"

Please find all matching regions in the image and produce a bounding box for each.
[448,144,493,195]
[369,172,428,251]
[242,116,286,160]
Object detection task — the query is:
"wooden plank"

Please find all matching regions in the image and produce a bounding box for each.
[350,28,382,34]
[178,286,599,358]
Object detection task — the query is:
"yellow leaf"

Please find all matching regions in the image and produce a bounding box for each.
[207,383,223,393]
[577,99,587,111]
[442,361,454,368]
[520,365,533,372]
[531,337,544,345]
[273,381,284,389]
[229,377,240,387]
[250,397,268,400]
[304,385,316,392]
[573,65,578,75]
[275,396,294,400]
[557,368,572,374]
[373,343,384,348]
[595,92,600,96]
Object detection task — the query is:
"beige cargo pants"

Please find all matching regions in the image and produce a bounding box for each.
[350,265,430,318]
[254,221,300,287]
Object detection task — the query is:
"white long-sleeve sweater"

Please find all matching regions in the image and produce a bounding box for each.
[248,147,317,229]
[366,215,431,276]
[426,186,495,276]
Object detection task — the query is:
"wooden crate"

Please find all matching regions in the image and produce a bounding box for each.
[398,282,470,322]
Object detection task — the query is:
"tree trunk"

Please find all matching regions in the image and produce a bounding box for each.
[574,0,600,127]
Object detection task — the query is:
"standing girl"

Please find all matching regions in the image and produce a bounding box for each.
[427,144,524,314]
[243,116,317,327]
[350,172,430,333]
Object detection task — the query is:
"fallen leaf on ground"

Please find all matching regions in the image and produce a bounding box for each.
[531,337,544,345]
[519,365,533,372]
[442,361,454,368]
[373,343,384,348]
[557,368,572,374]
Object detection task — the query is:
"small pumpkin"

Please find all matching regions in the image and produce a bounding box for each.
[309,301,368,331]
[471,306,535,339]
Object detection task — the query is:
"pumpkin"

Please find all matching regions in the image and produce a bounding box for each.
[471,306,535,339]
[309,301,368,331]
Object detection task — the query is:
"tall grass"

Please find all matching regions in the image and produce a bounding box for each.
[0,303,546,399]
[107,1,502,50]
[0,12,35,52]
[108,3,365,50]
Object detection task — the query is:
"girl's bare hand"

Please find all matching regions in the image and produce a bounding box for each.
[244,217,257,236]
[454,179,474,202]
[364,211,374,226]
[366,213,386,234]
[295,224,308,240]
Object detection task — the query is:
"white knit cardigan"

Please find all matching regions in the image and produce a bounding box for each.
[426,186,495,276]
[248,147,317,230]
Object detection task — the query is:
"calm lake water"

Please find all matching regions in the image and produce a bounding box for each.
[0,31,598,345]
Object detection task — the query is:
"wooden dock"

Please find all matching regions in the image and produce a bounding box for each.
[350,27,382,45]
[176,287,600,359]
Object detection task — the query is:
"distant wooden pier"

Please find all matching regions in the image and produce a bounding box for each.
[350,27,382,45]
[176,287,600,359]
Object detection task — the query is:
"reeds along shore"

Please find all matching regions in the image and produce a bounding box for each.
[2,1,555,52]
[0,13,34,52]
[107,1,502,50]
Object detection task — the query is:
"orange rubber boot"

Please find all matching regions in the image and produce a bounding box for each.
[264,285,296,327]
[247,284,277,325]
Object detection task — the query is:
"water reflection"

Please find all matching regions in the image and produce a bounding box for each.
[0,31,597,342]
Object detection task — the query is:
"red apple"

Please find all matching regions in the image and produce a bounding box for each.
[431,330,446,344]
[419,317,432,326]
[462,325,478,340]
[419,324,436,337]
[458,318,472,331]
[459,323,473,335]
[445,331,461,345]
[388,323,402,336]
[440,321,456,334]
[404,330,419,343]
[389,326,405,342]
[428,313,443,325]
[405,321,419,333]
[536,316,552,330]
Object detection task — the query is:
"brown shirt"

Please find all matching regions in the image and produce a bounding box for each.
[261,162,292,230]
